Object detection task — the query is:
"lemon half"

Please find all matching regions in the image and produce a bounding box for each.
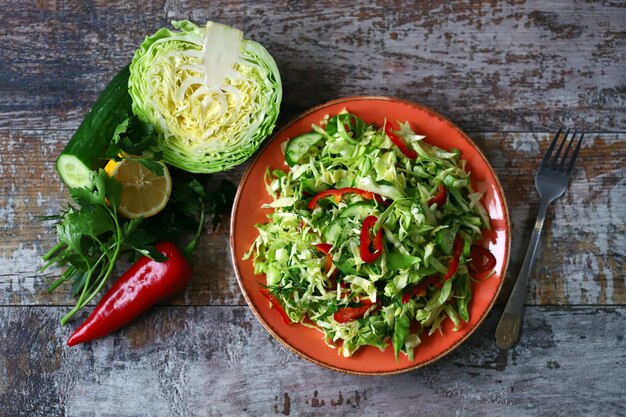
[104,158,172,219]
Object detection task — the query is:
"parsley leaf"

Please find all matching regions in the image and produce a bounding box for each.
[123,224,167,262]
[134,157,165,177]
[104,115,163,176]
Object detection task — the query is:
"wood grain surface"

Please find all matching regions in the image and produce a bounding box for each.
[1,0,625,416]
[0,1,624,131]
[1,306,625,417]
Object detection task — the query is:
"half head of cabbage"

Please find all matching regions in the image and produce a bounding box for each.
[129,20,282,173]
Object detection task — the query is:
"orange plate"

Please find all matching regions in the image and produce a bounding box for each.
[230,96,510,375]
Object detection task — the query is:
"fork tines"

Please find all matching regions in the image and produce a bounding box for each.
[541,128,585,174]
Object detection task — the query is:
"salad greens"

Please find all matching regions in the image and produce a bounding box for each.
[245,111,492,360]
[129,20,282,174]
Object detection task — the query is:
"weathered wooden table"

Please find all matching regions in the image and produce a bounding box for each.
[1,1,624,416]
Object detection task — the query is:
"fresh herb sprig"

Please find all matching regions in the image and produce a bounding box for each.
[104,115,164,176]
[132,170,236,258]
[264,280,308,299]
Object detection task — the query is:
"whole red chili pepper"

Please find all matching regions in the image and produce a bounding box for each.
[385,121,418,159]
[428,183,447,207]
[67,242,192,346]
[307,187,382,210]
[333,299,376,323]
[442,236,464,281]
[260,288,292,325]
[360,215,383,263]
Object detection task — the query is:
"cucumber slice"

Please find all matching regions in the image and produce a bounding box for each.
[322,218,350,244]
[435,222,460,255]
[338,201,375,219]
[56,66,133,188]
[285,132,323,167]
[300,176,327,194]
[56,154,93,188]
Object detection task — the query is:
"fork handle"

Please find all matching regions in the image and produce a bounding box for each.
[495,199,549,349]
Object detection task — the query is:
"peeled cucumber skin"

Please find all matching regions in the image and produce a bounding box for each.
[56,66,132,188]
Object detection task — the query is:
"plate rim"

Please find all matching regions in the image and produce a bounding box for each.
[229,95,511,375]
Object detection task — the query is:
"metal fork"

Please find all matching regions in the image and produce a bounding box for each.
[495,128,584,350]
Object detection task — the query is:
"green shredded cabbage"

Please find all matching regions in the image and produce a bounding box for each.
[245,111,491,359]
[129,20,282,173]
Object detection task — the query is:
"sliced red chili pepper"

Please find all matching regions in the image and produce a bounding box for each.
[443,236,464,281]
[260,288,292,325]
[429,275,443,290]
[315,243,337,279]
[385,121,418,159]
[469,245,496,273]
[333,299,376,323]
[401,275,442,304]
[401,287,422,304]
[481,227,498,244]
[307,187,383,210]
[428,183,447,206]
[401,292,409,305]
[315,243,332,256]
[359,298,376,306]
[359,215,383,263]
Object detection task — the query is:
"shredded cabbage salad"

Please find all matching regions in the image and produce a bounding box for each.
[244,111,493,360]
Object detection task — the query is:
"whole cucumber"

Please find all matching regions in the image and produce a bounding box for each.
[56,66,132,188]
